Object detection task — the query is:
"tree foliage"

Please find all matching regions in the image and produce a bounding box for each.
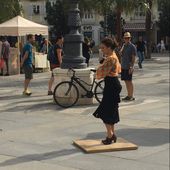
[90,0,138,42]
[45,0,69,36]
[158,0,170,37]
[0,0,22,23]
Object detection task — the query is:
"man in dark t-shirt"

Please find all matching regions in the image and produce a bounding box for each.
[136,36,145,68]
[121,32,137,101]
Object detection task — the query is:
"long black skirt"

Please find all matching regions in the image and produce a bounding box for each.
[93,76,122,125]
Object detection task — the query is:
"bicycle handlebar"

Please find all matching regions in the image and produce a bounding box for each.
[90,69,96,73]
[68,68,96,73]
[68,68,76,73]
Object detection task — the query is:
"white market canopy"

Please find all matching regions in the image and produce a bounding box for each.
[0,15,48,36]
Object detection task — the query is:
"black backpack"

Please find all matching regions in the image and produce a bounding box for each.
[47,45,55,62]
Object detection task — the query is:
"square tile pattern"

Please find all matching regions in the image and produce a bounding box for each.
[73,138,138,153]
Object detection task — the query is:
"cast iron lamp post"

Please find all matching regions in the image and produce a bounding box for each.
[61,0,87,69]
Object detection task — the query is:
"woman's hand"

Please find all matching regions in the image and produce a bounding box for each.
[129,67,134,74]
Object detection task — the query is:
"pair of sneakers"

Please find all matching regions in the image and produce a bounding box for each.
[23,90,32,96]
[122,96,135,101]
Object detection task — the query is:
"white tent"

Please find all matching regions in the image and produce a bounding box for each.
[0,15,48,36]
[0,16,49,75]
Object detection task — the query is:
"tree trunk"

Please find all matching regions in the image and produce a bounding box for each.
[145,0,153,59]
[116,10,122,44]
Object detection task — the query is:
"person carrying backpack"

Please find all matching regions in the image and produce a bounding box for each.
[48,35,64,95]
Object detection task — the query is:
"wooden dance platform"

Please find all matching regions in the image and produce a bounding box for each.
[73,138,138,153]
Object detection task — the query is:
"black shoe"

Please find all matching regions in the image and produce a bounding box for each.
[111,134,117,143]
[138,62,142,69]
[102,134,117,145]
[0,73,3,76]
[102,137,113,145]
[122,96,135,101]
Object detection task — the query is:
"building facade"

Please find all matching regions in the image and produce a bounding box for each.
[19,0,47,25]
[123,2,159,45]
[81,10,104,46]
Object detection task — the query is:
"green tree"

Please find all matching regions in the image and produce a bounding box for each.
[105,12,117,35]
[45,0,94,36]
[138,0,156,59]
[45,0,69,36]
[112,0,136,43]
[158,0,170,37]
[100,12,126,37]
[0,0,22,23]
[90,0,137,43]
[140,0,153,59]
[144,0,153,59]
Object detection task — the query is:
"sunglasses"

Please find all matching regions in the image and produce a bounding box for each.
[124,37,131,39]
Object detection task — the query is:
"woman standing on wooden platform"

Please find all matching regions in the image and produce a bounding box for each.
[93,38,122,145]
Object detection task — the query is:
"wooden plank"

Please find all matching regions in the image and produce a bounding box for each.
[73,138,138,153]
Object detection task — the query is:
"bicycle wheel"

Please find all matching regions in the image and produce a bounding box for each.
[53,81,79,108]
[94,79,104,103]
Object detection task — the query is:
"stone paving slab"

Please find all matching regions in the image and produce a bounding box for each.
[43,153,169,170]
[0,155,80,170]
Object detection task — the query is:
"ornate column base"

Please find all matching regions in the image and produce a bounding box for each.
[61,34,87,69]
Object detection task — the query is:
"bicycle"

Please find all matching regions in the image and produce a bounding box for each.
[53,68,104,108]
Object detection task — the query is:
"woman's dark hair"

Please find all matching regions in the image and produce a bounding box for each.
[101,38,116,50]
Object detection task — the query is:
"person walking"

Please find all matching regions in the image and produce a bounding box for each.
[136,36,145,68]
[82,37,91,67]
[48,35,64,95]
[93,38,122,145]
[121,32,137,101]
[160,39,166,52]
[0,37,10,76]
[21,34,35,96]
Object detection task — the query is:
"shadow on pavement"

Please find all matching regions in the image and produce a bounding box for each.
[0,102,61,113]
[0,149,79,167]
[84,128,169,147]
[0,94,52,101]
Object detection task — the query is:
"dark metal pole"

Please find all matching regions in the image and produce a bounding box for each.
[61,0,87,69]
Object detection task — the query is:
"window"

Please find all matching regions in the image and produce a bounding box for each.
[132,6,145,20]
[50,0,56,6]
[33,5,40,14]
[83,10,94,19]
[135,6,145,17]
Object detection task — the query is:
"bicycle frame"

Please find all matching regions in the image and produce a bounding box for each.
[69,69,97,94]
[53,68,104,107]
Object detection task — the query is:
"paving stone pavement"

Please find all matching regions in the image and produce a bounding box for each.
[0,53,169,170]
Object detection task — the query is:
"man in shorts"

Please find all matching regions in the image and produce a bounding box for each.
[21,34,35,96]
[121,32,137,101]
